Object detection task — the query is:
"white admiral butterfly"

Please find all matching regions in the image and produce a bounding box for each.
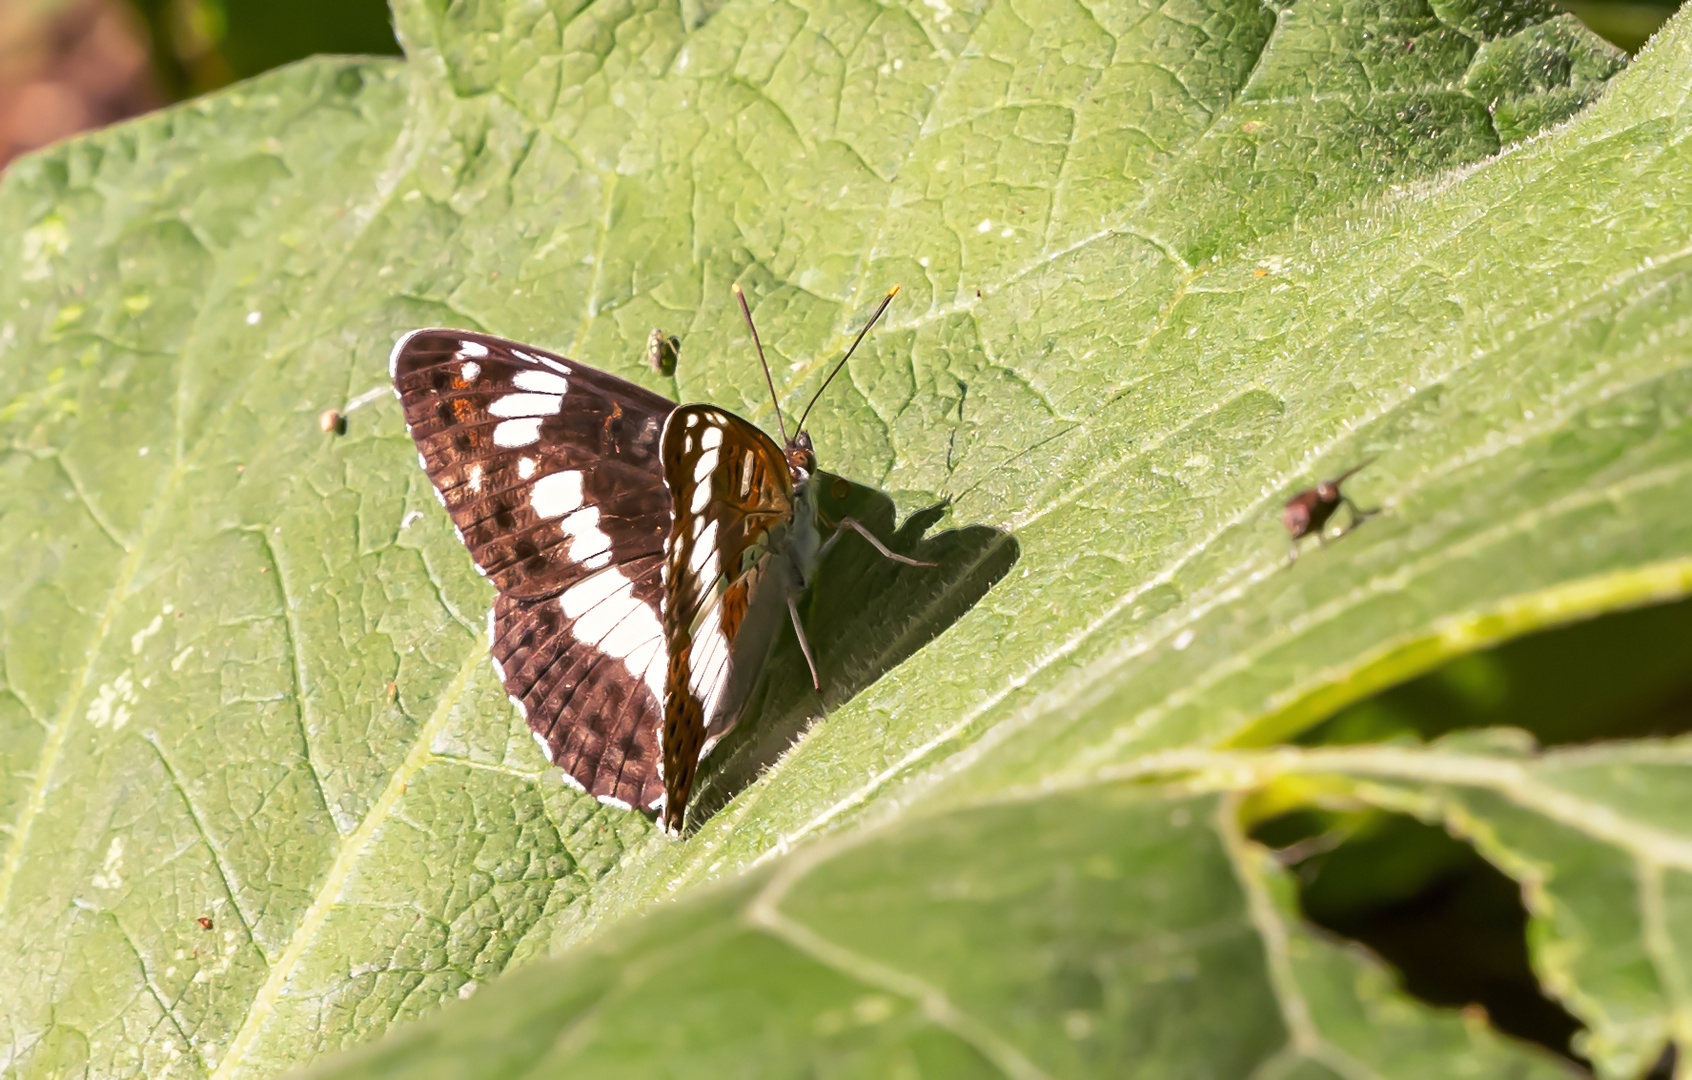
[391,286,928,834]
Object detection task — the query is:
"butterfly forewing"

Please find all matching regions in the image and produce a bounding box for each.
[657,404,796,833]
[391,329,672,599]
[392,328,675,809]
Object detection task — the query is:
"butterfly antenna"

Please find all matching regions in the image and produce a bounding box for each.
[733,283,790,447]
[1331,455,1378,484]
[796,285,900,434]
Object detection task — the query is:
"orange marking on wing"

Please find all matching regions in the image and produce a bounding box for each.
[716,574,752,643]
[604,401,624,452]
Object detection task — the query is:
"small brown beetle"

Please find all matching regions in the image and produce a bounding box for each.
[1283,458,1377,561]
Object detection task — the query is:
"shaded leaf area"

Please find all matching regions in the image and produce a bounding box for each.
[1303,593,1692,748]
[0,0,1681,1078]
[1256,808,1589,1063]
[320,729,1692,1079]
[1230,736,1692,1079]
[1261,595,1692,1066]
[303,784,1576,1080]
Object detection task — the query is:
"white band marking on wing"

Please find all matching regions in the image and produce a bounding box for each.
[692,448,719,484]
[688,600,730,722]
[493,418,543,447]
[489,392,563,418]
[559,567,666,701]
[530,471,584,519]
[513,370,569,394]
[688,520,718,577]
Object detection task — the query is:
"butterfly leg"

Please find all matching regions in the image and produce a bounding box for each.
[788,596,821,690]
[824,517,937,567]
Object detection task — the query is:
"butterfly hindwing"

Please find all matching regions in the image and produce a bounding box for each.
[656,404,798,833]
[489,577,666,810]
[392,328,675,808]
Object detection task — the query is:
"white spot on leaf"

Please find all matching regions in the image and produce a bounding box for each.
[130,615,163,654]
[91,837,124,890]
[87,672,136,731]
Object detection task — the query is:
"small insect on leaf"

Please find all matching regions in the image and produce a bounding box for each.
[319,408,345,435]
[647,328,680,376]
[1284,458,1378,562]
[197,917,213,930]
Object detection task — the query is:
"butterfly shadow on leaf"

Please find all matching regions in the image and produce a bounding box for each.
[682,473,1019,828]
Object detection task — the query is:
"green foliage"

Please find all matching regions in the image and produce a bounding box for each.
[125,0,403,99]
[1,0,1688,1077]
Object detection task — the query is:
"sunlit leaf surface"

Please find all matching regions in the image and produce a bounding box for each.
[2,0,1688,1076]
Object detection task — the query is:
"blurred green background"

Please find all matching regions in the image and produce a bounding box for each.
[124,0,403,101]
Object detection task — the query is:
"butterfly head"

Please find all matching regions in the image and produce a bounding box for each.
[784,431,816,482]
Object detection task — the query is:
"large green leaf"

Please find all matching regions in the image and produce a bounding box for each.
[3,0,1689,1075]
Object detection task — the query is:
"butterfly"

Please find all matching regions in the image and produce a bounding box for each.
[390,285,929,834]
